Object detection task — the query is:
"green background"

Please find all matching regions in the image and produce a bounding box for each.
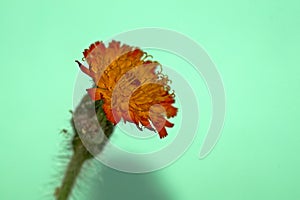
[1,0,300,199]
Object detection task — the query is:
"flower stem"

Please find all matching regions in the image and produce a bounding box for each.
[55,95,114,200]
[55,134,92,200]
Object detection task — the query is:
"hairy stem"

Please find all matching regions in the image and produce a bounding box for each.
[55,135,92,200]
[55,95,114,200]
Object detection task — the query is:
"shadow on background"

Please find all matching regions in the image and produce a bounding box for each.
[89,163,174,200]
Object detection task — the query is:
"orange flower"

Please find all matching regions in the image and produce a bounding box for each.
[76,40,178,138]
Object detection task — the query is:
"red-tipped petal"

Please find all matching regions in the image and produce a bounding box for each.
[166,106,178,117]
[112,108,122,124]
[164,120,174,128]
[103,104,117,125]
[158,127,168,138]
[86,88,101,101]
[76,60,91,76]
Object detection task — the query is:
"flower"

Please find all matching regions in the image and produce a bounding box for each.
[76,40,178,138]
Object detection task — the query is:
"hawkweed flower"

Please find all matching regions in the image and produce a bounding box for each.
[76,40,178,138]
[55,40,177,200]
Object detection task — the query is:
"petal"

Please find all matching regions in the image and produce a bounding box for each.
[164,120,174,128]
[86,88,102,101]
[75,60,97,80]
[158,127,168,138]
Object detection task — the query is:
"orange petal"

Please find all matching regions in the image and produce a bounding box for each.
[166,106,178,117]
[164,120,174,128]
[86,88,101,101]
[103,104,116,124]
[158,127,168,138]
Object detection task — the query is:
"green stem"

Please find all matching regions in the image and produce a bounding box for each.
[55,135,92,200]
[55,95,114,200]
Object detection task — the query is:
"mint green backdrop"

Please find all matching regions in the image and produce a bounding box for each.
[1,0,300,199]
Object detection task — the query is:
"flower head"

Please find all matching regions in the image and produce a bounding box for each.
[76,40,178,138]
